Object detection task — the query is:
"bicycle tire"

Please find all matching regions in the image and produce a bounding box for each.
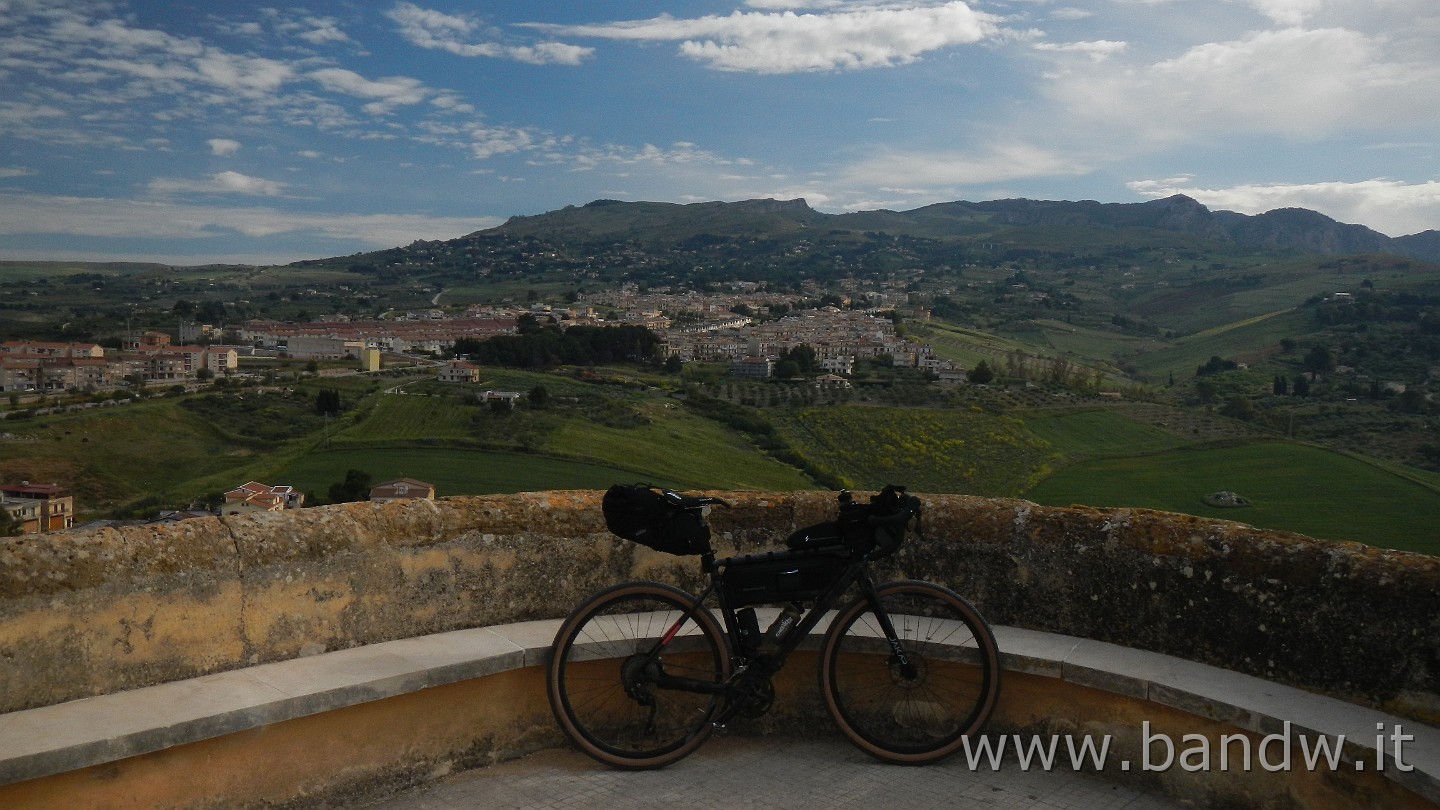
[818,580,1000,764]
[547,581,731,769]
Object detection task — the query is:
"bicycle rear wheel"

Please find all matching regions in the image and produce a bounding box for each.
[547,581,730,769]
[819,580,1000,764]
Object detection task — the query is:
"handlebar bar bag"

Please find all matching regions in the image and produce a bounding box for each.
[785,487,921,560]
[602,483,711,556]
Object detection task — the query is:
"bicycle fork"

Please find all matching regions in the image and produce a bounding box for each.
[860,575,919,680]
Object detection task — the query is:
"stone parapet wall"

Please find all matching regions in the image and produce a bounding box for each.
[1,491,1436,721]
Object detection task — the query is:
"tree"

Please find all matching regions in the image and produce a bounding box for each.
[1303,345,1335,379]
[315,389,342,415]
[966,360,994,385]
[1196,355,1238,377]
[1220,395,1257,421]
[529,384,549,408]
[1272,375,1288,396]
[517,313,544,334]
[0,508,20,537]
[1195,379,1219,403]
[327,469,372,504]
[779,344,817,374]
[1292,375,1311,396]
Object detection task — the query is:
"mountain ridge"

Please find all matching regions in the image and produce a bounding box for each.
[485,194,1439,263]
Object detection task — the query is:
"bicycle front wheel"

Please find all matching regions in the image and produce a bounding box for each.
[547,581,730,769]
[819,580,1000,764]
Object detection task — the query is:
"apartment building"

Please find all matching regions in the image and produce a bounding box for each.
[0,339,237,391]
[0,483,75,533]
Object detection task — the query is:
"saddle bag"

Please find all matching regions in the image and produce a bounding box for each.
[602,483,710,556]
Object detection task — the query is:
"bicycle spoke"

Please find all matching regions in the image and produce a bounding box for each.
[547,583,729,769]
[820,581,1001,763]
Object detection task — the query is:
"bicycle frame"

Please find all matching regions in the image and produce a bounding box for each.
[641,549,886,699]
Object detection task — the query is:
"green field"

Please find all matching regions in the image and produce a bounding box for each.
[331,394,475,442]
[273,448,662,497]
[777,405,1054,495]
[1025,441,1440,554]
[544,399,812,491]
[1023,409,1192,461]
[1127,308,1312,381]
[8,370,1440,557]
[0,399,265,507]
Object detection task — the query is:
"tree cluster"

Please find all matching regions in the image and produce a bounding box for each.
[465,324,660,369]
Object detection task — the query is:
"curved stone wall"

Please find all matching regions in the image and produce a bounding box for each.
[1,491,1436,722]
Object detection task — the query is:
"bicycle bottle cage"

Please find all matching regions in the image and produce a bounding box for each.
[602,483,711,556]
[786,485,921,561]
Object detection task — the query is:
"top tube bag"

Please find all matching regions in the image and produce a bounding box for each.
[602,483,711,556]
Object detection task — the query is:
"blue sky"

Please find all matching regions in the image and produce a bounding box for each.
[1,0,1437,265]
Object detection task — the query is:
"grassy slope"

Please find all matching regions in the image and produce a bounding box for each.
[275,448,658,497]
[327,387,811,491]
[545,399,812,491]
[0,399,268,509]
[1127,308,1313,381]
[1023,408,1193,461]
[1024,441,1440,554]
[776,405,1054,496]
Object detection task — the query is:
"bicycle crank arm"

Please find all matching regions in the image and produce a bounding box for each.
[652,673,731,695]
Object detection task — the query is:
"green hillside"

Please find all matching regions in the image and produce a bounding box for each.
[775,405,1054,496]
[1025,441,1440,554]
[274,449,661,496]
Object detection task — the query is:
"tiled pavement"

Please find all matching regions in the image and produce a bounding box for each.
[362,733,1185,810]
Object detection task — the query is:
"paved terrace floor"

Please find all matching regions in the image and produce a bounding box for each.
[361,732,1185,810]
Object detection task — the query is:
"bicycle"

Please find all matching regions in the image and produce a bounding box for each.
[546,484,1002,770]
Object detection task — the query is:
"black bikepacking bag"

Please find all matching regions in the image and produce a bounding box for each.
[721,549,848,607]
[786,485,921,561]
[602,483,710,556]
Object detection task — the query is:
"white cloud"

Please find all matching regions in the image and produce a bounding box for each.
[1243,0,1325,25]
[0,167,37,179]
[308,68,430,114]
[1129,178,1440,236]
[387,3,593,65]
[296,18,352,46]
[839,143,1092,188]
[1032,39,1126,61]
[207,138,241,156]
[530,2,1001,73]
[1049,26,1440,142]
[0,191,498,260]
[149,171,287,196]
[744,0,844,8]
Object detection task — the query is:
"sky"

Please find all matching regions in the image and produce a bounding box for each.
[1,0,1438,266]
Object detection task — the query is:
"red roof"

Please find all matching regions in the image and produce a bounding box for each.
[0,483,69,497]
